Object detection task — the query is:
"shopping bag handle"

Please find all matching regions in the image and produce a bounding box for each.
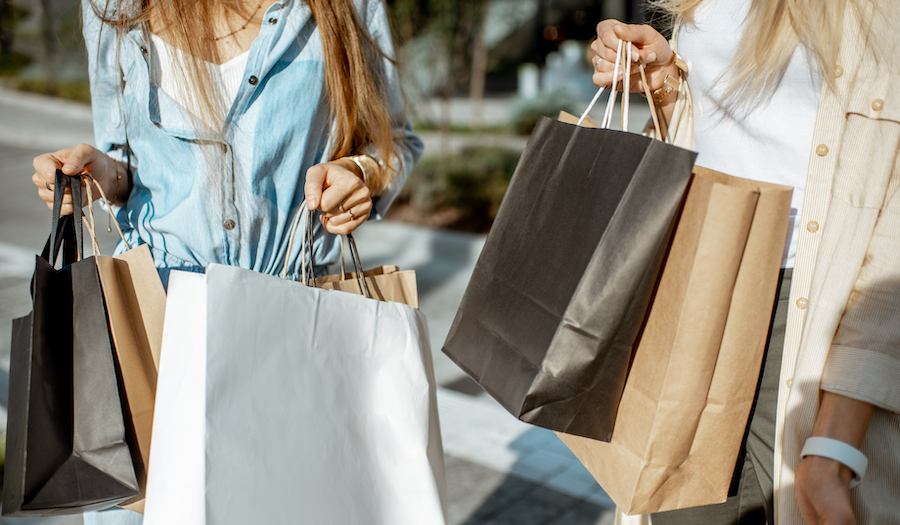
[283,202,316,285]
[577,39,662,138]
[282,204,372,298]
[81,176,132,256]
[331,234,372,299]
[48,170,84,265]
[344,234,371,299]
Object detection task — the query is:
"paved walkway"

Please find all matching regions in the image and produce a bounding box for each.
[0,87,618,524]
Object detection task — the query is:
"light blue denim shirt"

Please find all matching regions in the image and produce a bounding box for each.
[82,0,422,279]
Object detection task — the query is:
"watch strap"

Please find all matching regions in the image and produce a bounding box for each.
[801,437,868,488]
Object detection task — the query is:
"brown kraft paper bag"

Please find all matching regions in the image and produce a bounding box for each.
[94,243,166,513]
[557,165,792,514]
[316,265,419,309]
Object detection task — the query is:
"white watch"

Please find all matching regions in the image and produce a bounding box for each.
[801,437,868,488]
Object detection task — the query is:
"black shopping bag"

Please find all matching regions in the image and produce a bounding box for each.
[443,116,696,441]
[4,172,139,516]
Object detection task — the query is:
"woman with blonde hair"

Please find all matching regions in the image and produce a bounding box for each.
[591,0,900,524]
[30,0,421,522]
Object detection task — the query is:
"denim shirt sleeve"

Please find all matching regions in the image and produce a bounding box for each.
[82,0,140,230]
[83,2,132,166]
[359,0,424,219]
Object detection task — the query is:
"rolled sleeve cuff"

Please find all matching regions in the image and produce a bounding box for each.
[822,346,900,414]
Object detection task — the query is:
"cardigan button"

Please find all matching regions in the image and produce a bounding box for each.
[786,378,793,388]
[248,75,259,85]
[872,99,884,111]
[816,144,829,156]
[796,297,808,309]
[834,65,843,78]
[807,221,819,233]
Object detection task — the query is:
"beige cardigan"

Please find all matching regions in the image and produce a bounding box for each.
[776,4,900,523]
[642,4,900,524]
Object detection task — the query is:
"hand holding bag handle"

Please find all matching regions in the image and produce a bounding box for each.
[578,39,663,138]
[47,170,84,267]
[32,170,84,298]
[282,204,372,299]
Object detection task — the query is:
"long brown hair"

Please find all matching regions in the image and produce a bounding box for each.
[92,0,398,194]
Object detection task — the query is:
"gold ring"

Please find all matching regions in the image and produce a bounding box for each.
[46,181,52,191]
[338,203,345,213]
[348,209,355,220]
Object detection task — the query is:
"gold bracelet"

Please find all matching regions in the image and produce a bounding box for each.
[650,74,679,101]
[348,154,381,193]
[348,155,368,186]
[647,50,687,102]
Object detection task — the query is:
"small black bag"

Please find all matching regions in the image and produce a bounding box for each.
[443,116,697,441]
[4,171,139,516]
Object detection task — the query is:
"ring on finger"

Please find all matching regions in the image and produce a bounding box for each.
[46,181,52,191]
[338,203,346,213]
[348,208,355,220]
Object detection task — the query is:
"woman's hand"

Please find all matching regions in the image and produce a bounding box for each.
[32,144,122,215]
[590,20,677,97]
[796,455,856,524]
[304,159,373,235]
[794,392,874,525]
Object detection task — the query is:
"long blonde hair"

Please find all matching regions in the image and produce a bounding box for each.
[90,0,398,194]
[654,0,874,108]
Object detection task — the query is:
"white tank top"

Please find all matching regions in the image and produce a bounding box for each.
[149,33,249,118]
[677,0,822,267]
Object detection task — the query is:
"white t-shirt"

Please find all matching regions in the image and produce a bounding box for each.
[149,33,249,118]
[677,0,822,267]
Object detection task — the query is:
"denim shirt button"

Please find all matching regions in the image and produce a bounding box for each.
[248,76,259,85]
[224,219,236,230]
[268,18,278,24]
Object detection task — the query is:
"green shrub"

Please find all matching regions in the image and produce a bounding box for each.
[0,50,33,76]
[396,146,522,232]
[13,78,91,103]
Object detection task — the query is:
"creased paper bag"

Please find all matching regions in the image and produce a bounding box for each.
[95,243,166,513]
[316,265,419,308]
[558,165,792,514]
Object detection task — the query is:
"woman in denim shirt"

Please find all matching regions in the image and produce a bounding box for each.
[32,0,422,283]
[30,0,422,522]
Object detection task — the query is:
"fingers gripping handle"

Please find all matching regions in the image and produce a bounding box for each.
[579,38,662,138]
[49,170,84,265]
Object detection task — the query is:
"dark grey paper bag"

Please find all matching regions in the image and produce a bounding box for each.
[442,116,696,441]
[4,173,139,516]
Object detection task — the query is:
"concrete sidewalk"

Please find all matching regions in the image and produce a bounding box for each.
[0,87,617,524]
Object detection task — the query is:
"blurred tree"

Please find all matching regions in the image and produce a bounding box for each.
[40,0,54,59]
[387,0,488,96]
[387,0,490,141]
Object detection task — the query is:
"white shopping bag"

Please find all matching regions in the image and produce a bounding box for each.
[144,265,447,525]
